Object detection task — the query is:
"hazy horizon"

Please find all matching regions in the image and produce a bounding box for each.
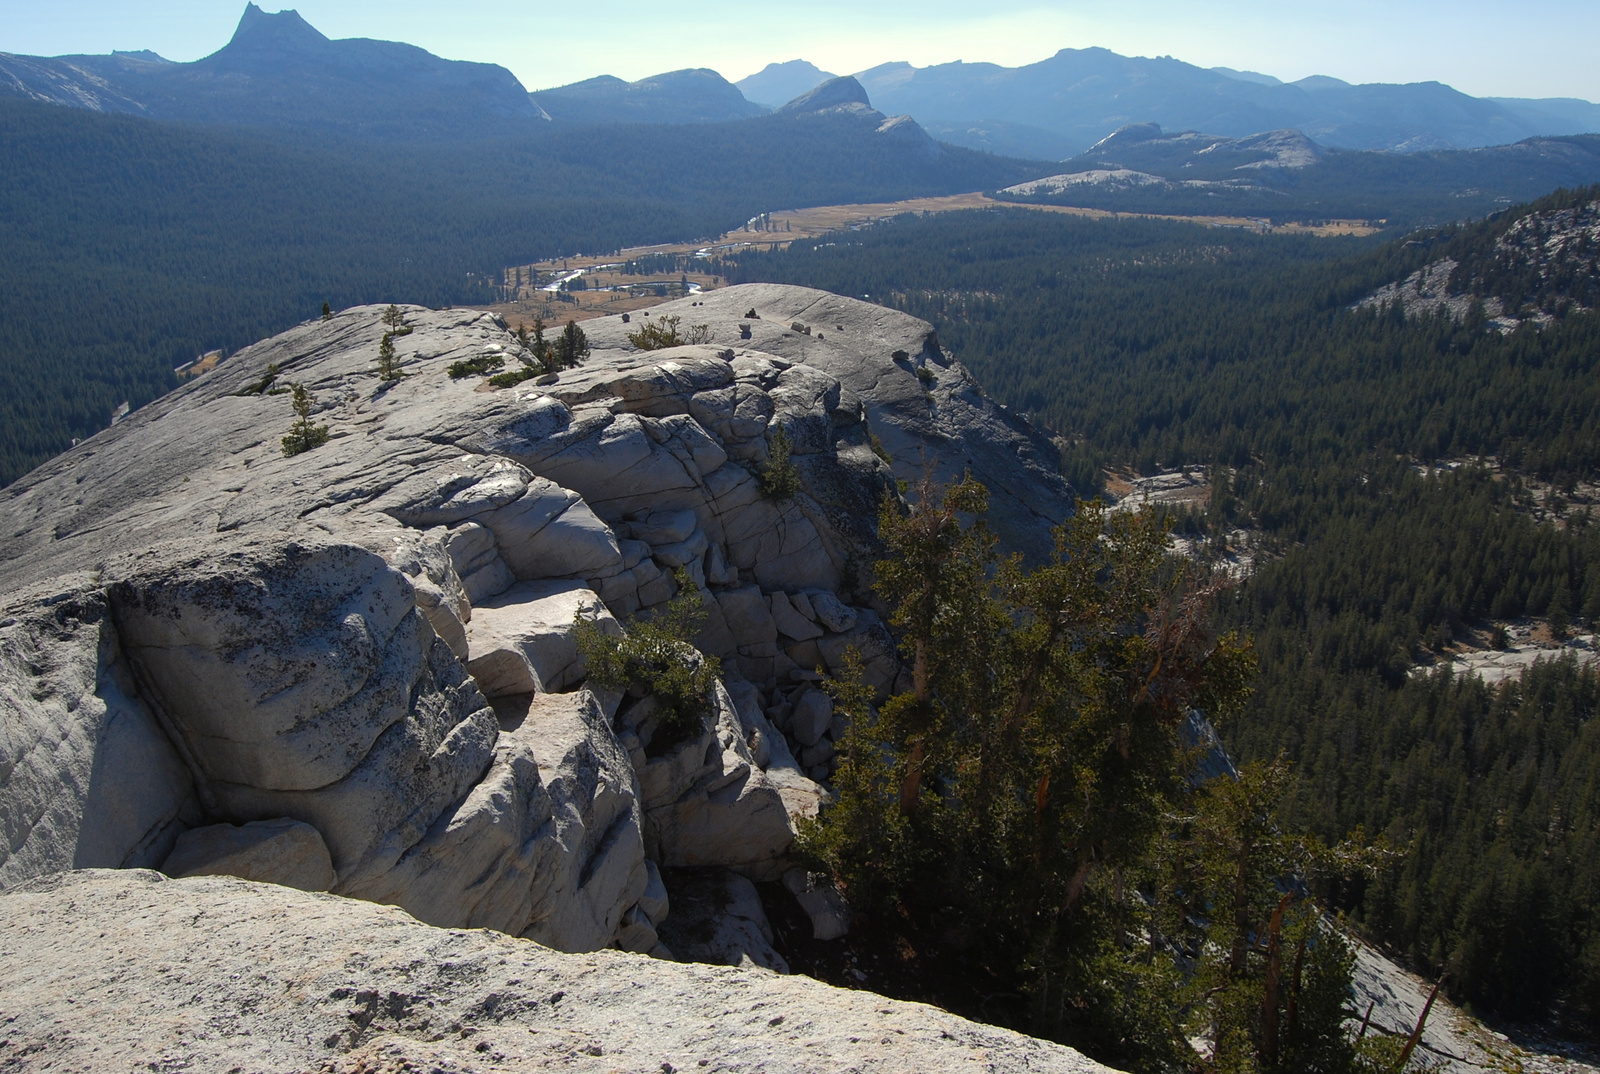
[3,0,1597,104]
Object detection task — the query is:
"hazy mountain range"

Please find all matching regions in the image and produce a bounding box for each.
[0,3,538,141]
[4,4,1596,157]
[991,121,1600,223]
[739,53,1600,159]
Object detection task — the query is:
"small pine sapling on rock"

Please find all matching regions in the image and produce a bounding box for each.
[376,333,402,382]
[280,384,330,457]
[758,424,801,500]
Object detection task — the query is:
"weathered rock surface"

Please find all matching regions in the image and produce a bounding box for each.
[162,817,336,891]
[582,284,1078,564]
[0,287,1069,970]
[0,580,199,889]
[0,870,1117,1073]
[624,684,798,882]
[657,868,790,973]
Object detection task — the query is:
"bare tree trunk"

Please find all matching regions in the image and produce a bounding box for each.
[1394,982,1440,1073]
[1260,893,1294,1068]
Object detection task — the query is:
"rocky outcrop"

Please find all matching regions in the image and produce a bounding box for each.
[0,284,1071,969]
[0,869,1117,1072]
[583,285,1077,564]
[1356,193,1599,331]
[0,579,200,889]
[657,868,791,972]
[162,817,336,891]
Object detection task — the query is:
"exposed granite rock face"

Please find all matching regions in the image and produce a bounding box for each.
[0,286,1070,964]
[0,578,200,889]
[582,284,1078,565]
[0,870,1118,1073]
[162,817,336,891]
[623,682,796,882]
[657,868,791,973]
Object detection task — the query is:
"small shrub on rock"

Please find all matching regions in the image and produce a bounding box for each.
[447,354,505,378]
[575,570,721,748]
[235,362,281,397]
[552,320,590,368]
[627,314,714,350]
[487,366,537,389]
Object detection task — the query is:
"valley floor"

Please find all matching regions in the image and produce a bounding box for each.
[486,192,1381,333]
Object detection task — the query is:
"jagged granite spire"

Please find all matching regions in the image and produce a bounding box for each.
[225,3,329,53]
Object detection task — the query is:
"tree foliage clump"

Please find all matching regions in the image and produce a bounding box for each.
[574,569,722,748]
[552,319,590,368]
[758,424,801,500]
[489,319,550,388]
[804,480,1405,1071]
[626,313,714,350]
[279,383,329,457]
[447,353,505,379]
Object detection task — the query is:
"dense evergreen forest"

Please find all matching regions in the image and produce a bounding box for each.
[0,97,1036,485]
[719,204,1600,1034]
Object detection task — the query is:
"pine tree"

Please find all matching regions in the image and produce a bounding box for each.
[280,383,330,457]
[321,302,332,321]
[376,332,401,382]
[553,320,590,368]
[382,304,404,330]
[527,317,552,370]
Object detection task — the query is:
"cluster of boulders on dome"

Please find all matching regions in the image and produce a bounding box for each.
[0,284,1089,1068]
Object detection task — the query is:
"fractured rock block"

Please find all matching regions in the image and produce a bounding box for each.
[467,580,620,697]
[481,484,622,581]
[461,557,515,605]
[652,528,708,569]
[782,867,851,941]
[804,589,858,633]
[444,520,498,576]
[639,684,796,881]
[657,869,789,974]
[638,859,670,925]
[768,590,822,641]
[716,585,778,648]
[630,508,698,546]
[789,688,833,747]
[163,818,335,892]
[817,609,898,698]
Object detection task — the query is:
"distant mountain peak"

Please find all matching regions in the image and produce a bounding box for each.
[735,59,836,108]
[778,75,873,115]
[223,4,328,56]
[1293,74,1351,91]
[1086,122,1165,154]
[1211,66,1281,86]
[531,67,764,125]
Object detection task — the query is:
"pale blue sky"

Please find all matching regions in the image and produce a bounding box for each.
[2,0,1595,102]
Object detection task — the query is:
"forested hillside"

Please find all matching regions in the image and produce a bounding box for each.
[992,134,1600,226]
[719,205,1600,1033]
[0,97,1039,485]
